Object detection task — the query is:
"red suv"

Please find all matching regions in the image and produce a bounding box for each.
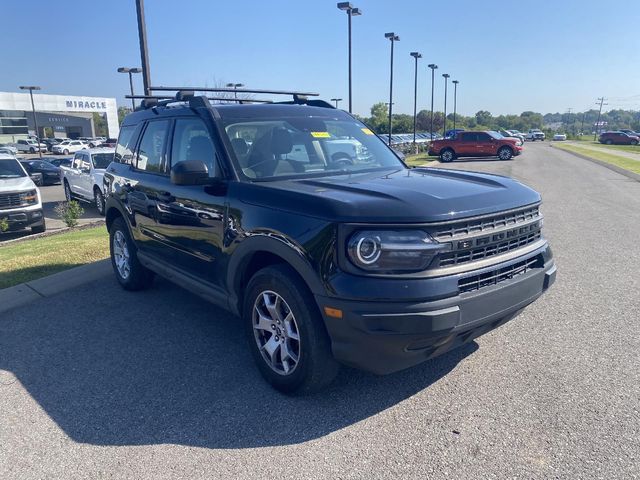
[429,131,522,162]
[598,131,639,145]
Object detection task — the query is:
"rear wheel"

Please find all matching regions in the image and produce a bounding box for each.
[109,217,154,291]
[244,265,339,394]
[439,149,455,162]
[498,146,513,160]
[63,149,69,155]
[29,147,35,153]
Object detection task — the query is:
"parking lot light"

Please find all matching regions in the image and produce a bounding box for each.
[337,3,362,114]
[385,32,400,145]
[452,80,459,132]
[330,98,343,108]
[226,83,245,100]
[410,52,422,149]
[19,85,42,159]
[427,64,438,140]
[442,73,450,137]
[117,68,142,109]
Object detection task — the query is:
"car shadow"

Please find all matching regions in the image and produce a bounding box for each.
[0,276,478,449]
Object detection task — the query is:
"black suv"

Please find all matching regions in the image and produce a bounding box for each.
[104,88,556,394]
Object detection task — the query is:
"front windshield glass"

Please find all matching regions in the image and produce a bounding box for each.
[92,153,113,169]
[0,159,27,178]
[488,131,504,139]
[222,116,404,180]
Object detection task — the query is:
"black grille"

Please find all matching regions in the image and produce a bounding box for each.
[431,205,541,241]
[458,255,543,294]
[438,231,542,267]
[0,193,23,210]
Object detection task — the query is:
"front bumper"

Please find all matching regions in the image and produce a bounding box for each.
[315,247,556,375]
[1,208,44,231]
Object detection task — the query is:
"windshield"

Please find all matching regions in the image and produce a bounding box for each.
[488,131,504,139]
[222,116,404,180]
[0,159,27,178]
[92,153,113,169]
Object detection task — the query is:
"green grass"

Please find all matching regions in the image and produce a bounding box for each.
[405,153,438,167]
[571,138,640,153]
[0,226,109,289]
[554,143,640,175]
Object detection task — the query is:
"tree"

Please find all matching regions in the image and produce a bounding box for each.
[475,110,493,126]
[118,106,131,125]
[92,113,108,137]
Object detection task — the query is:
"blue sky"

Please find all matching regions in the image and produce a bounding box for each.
[2,0,639,117]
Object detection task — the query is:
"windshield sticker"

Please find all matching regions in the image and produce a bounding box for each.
[361,128,374,135]
[310,131,331,138]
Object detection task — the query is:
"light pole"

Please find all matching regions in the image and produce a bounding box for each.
[330,98,343,108]
[442,73,450,137]
[452,80,459,132]
[428,64,438,140]
[135,0,151,96]
[385,32,400,145]
[117,67,142,109]
[410,52,422,150]
[19,86,42,158]
[226,83,245,100]
[337,3,362,114]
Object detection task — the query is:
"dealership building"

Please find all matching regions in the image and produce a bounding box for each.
[0,91,119,143]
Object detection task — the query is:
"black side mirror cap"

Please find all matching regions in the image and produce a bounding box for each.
[170,160,211,185]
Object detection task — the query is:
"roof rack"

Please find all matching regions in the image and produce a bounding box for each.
[128,86,333,111]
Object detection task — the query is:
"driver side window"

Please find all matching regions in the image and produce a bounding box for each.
[171,118,218,177]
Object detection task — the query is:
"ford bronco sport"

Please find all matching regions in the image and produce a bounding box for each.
[104,87,556,394]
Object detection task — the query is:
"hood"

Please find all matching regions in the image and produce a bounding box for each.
[237,168,541,223]
[0,176,36,192]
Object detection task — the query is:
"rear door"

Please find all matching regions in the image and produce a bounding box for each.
[457,132,478,156]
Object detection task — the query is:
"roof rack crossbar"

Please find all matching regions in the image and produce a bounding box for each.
[126,94,274,104]
[149,86,319,97]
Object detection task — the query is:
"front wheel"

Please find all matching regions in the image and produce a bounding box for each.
[244,265,339,394]
[94,188,105,215]
[631,140,638,146]
[439,149,455,162]
[498,146,513,160]
[605,140,612,145]
[109,217,154,291]
[64,181,72,201]
[29,147,36,153]
[63,149,69,155]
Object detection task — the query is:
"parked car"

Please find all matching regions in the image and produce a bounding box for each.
[103,93,555,393]
[47,157,73,168]
[498,130,525,145]
[88,138,104,148]
[0,153,45,233]
[15,139,47,153]
[52,140,88,155]
[552,134,567,141]
[598,131,639,145]
[526,129,545,141]
[0,143,19,156]
[60,148,114,215]
[19,159,61,185]
[428,130,523,162]
[42,138,65,152]
[100,138,117,148]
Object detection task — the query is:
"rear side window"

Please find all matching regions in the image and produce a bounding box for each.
[136,120,169,173]
[460,132,476,141]
[170,118,218,176]
[114,125,139,164]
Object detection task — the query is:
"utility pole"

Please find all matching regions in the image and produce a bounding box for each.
[410,52,422,150]
[565,107,572,135]
[442,73,450,137]
[580,111,586,136]
[135,0,152,96]
[594,97,607,141]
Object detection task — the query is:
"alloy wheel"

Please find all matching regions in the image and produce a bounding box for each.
[252,290,301,375]
[112,230,131,279]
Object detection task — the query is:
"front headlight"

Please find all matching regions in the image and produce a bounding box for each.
[347,230,447,272]
[20,189,38,205]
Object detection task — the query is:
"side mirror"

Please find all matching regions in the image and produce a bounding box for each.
[171,160,210,185]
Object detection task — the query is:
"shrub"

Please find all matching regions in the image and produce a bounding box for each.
[54,200,84,228]
[0,217,8,233]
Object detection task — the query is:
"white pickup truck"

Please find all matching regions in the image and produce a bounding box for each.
[60,148,114,215]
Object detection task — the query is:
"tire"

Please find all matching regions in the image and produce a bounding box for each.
[63,149,69,155]
[63,180,73,201]
[244,265,340,394]
[31,221,46,234]
[109,217,154,291]
[631,140,638,146]
[497,146,513,160]
[605,140,612,145]
[439,149,455,162]
[94,187,105,216]
[29,147,35,153]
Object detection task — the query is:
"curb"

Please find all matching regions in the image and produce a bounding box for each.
[0,259,111,314]
[550,144,640,182]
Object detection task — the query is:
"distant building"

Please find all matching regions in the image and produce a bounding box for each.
[0,91,118,142]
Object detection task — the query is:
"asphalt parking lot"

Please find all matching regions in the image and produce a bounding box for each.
[0,154,103,242]
[1,142,638,479]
